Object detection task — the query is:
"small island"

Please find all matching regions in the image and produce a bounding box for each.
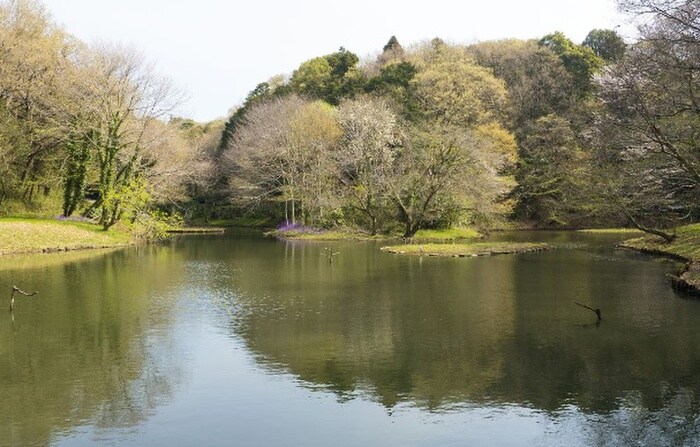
[380,242,550,257]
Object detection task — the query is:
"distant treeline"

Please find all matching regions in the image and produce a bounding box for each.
[1,0,697,239]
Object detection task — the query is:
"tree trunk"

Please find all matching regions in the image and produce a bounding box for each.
[291,199,296,225]
[403,221,418,238]
[620,206,676,242]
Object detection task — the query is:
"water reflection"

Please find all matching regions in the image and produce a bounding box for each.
[2,232,700,446]
[0,246,188,447]
[198,234,700,437]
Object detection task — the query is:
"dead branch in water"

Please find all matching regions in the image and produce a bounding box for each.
[10,286,38,312]
[323,247,340,264]
[574,301,601,321]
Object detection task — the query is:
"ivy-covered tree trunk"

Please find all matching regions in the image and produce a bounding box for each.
[98,125,118,229]
[62,134,91,217]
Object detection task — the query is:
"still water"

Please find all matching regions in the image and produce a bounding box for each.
[1,231,699,446]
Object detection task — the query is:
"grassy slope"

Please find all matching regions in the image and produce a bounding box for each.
[380,242,550,257]
[621,224,700,290]
[0,218,132,255]
[621,224,700,261]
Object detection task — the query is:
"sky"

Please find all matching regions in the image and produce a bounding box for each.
[41,0,625,122]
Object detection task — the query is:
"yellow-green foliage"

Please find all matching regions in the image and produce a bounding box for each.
[0,218,132,255]
[0,192,64,219]
[412,227,481,242]
[381,242,549,257]
[621,224,700,261]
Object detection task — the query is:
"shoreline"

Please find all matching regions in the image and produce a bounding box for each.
[0,218,134,257]
[0,218,237,257]
[619,229,700,297]
[265,226,482,243]
[166,227,226,234]
[0,243,133,257]
[670,262,700,296]
[4,219,698,297]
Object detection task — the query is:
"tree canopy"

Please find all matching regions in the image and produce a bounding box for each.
[591,0,700,238]
[4,0,698,238]
[0,0,216,234]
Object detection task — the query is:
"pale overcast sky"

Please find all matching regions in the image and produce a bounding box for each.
[40,0,624,122]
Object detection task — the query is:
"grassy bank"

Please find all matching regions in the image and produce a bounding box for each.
[380,242,550,257]
[621,224,700,294]
[620,224,700,260]
[0,218,133,255]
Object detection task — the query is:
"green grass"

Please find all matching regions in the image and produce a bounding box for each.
[0,194,63,219]
[380,242,550,257]
[620,224,700,261]
[0,218,133,255]
[412,227,481,242]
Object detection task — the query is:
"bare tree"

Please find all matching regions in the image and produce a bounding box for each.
[225,95,304,223]
[593,0,700,238]
[225,95,342,226]
[0,0,77,202]
[390,124,516,238]
[336,96,401,234]
[73,44,181,229]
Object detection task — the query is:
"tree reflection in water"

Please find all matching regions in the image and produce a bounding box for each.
[2,233,700,446]
[211,236,700,445]
[0,246,187,446]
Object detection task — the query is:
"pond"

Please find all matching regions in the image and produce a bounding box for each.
[1,231,700,446]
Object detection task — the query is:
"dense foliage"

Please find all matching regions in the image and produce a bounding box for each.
[0,0,217,233]
[1,0,697,238]
[220,38,520,236]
